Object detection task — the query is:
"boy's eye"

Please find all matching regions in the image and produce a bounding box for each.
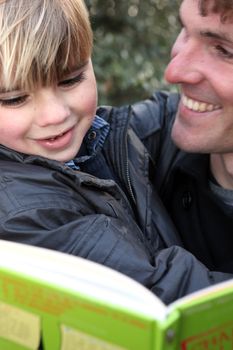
[0,95,28,107]
[58,72,86,88]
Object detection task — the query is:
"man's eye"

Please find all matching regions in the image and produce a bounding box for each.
[0,95,28,107]
[215,45,233,59]
[59,72,86,88]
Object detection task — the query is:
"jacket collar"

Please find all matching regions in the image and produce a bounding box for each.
[175,152,210,185]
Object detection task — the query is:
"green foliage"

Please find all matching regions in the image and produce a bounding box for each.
[86,0,180,106]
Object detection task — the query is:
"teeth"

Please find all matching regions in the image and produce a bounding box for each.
[47,132,64,141]
[182,95,221,112]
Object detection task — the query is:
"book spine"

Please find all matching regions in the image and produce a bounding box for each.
[154,310,180,350]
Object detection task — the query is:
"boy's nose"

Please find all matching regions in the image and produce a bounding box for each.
[36,93,70,127]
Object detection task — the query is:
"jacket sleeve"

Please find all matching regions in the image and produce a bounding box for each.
[149,246,233,304]
[1,145,231,305]
[1,206,232,305]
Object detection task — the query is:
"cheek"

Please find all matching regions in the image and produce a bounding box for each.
[214,78,233,104]
[0,124,27,152]
[84,88,98,115]
[74,81,98,116]
[0,107,34,151]
[0,115,27,141]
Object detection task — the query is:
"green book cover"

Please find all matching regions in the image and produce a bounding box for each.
[0,240,232,350]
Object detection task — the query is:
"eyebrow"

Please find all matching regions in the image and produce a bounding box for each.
[178,8,233,46]
[199,30,233,45]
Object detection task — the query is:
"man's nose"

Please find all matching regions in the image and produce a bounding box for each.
[164,34,204,85]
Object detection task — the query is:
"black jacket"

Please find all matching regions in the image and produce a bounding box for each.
[131,92,233,274]
[0,91,231,304]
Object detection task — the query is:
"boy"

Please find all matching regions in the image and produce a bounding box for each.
[0,0,230,304]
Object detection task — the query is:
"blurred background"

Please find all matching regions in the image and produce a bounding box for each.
[86,0,180,106]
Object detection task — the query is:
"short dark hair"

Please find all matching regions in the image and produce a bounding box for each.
[198,0,233,21]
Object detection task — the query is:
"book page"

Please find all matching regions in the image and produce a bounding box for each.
[168,278,233,311]
[0,240,167,321]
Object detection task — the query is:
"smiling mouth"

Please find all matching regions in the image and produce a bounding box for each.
[34,125,75,151]
[182,95,221,113]
[45,131,66,141]
[41,127,73,142]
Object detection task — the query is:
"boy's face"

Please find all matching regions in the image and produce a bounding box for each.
[165,0,233,155]
[0,59,97,162]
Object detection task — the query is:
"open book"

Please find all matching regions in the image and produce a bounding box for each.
[0,240,232,350]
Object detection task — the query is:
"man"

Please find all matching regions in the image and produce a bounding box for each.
[131,0,233,278]
[164,0,233,273]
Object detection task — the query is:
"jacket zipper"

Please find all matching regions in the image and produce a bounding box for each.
[120,110,136,205]
[123,145,136,204]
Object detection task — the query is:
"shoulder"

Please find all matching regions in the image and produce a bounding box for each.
[97,104,130,128]
[130,91,180,139]
[0,149,77,211]
[97,91,180,140]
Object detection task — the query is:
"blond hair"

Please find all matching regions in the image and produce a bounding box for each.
[0,0,93,91]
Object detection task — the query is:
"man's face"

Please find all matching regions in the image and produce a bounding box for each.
[165,0,233,154]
